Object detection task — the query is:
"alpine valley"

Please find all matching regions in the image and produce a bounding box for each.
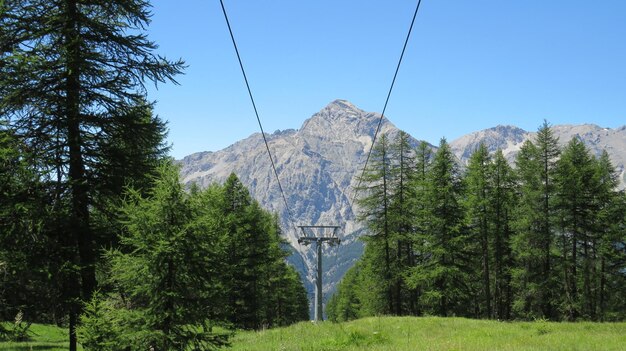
[178,100,626,311]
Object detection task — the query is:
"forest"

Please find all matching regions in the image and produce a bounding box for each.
[328,126,626,323]
[2,0,626,350]
[0,1,308,350]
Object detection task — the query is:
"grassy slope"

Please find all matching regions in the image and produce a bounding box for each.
[229,316,626,351]
[0,323,83,351]
[2,317,625,350]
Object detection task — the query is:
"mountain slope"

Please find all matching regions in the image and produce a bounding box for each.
[179,100,415,308]
[179,101,626,314]
[450,124,626,188]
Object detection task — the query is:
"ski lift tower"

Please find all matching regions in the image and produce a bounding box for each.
[297,225,341,322]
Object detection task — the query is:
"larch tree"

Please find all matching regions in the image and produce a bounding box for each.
[463,143,492,318]
[511,139,544,318]
[554,137,597,320]
[490,149,516,320]
[534,121,560,318]
[388,131,417,315]
[1,1,184,348]
[356,133,394,314]
[414,138,469,317]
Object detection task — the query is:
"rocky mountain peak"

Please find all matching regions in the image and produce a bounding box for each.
[178,100,626,314]
[299,99,389,142]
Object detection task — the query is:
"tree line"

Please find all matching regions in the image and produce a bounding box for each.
[1,1,307,349]
[328,124,626,322]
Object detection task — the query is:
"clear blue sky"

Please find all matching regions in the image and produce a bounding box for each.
[146,0,626,159]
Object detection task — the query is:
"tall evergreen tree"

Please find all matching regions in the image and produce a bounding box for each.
[554,137,597,320]
[534,121,560,318]
[490,149,516,320]
[410,141,433,316]
[410,138,469,316]
[388,131,417,315]
[86,163,228,350]
[593,151,626,320]
[220,174,308,329]
[1,1,183,348]
[464,143,492,318]
[356,134,394,314]
[0,128,63,322]
[511,140,545,318]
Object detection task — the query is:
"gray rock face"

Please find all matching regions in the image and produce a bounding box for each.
[179,100,405,309]
[179,101,626,314]
[449,124,626,189]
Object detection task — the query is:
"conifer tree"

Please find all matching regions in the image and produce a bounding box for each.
[0,128,62,322]
[535,121,560,318]
[490,150,516,319]
[593,151,626,320]
[1,1,184,348]
[105,163,228,350]
[388,131,417,315]
[511,140,545,318]
[411,138,469,316]
[356,134,394,314]
[326,261,363,322]
[554,138,597,320]
[409,141,433,315]
[464,143,492,318]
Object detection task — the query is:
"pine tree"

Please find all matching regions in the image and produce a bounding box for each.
[511,140,545,318]
[220,174,308,329]
[554,137,597,320]
[535,121,560,318]
[388,131,417,315]
[490,150,516,320]
[356,134,394,314]
[411,138,469,316]
[409,141,433,316]
[593,151,626,320]
[101,163,229,350]
[464,143,492,318]
[1,2,183,348]
[326,261,362,322]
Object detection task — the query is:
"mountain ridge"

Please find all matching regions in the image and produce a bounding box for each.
[178,100,626,312]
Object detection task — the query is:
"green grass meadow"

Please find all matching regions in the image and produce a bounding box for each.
[229,316,626,351]
[0,323,82,351]
[2,317,625,350]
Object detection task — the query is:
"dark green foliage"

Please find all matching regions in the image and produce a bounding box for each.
[219,174,308,329]
[489,150,516,320]
[1,1,183,349]
[77,165,308,349]
[464,143,493,318]
[332,124,626,322]
[0,128,64,323]
[511,139,548,318]
[327,262,360,322]
[355,134,394,315]
[412,138,470,317]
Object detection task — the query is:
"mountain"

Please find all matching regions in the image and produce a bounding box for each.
[450,124,626,188]
[179,100,419,311]
[178,100,626,314]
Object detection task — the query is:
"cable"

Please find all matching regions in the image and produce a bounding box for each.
[349,0,423,212]
[219,0,296,224]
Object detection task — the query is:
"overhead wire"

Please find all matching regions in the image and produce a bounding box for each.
[349,0,424,213]
[219,0,296,224]
[219,0,424,228]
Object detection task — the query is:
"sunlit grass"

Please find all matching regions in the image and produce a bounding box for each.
[0,323,83,351]
[228,316,626,351]
[3,318,624,350]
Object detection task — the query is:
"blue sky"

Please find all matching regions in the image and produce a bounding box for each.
[146,0,626,159]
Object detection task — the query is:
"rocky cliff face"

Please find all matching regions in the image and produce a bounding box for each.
[449,124,626,188]
[179,100,410,308]
[178,101,626,313]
